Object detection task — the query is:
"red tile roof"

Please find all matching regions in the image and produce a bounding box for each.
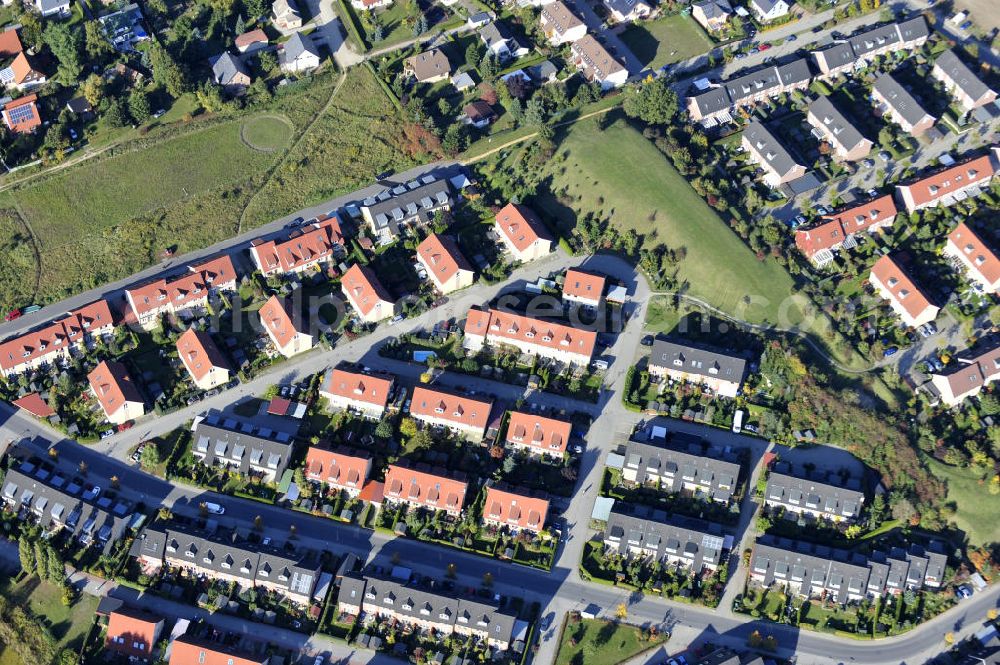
[358,479,384,503]
[416,233,473,285]
[12,392,54,418]
[562,268,606,302]
[385,463,468,511]
[176,328,230,382]
[463,308,597,360]
[897,154,996,208]
[949,222,1000,287]
[305,446,371,488]
[0,29,23,59]
[169,636,268,665]
[268,396,292,415]
[2,94,40,133]
[505,411,571,454]
[127,255,236,318]
[10,52,42,86]
[88,360,143,419]
[870,254,934,322]
[235,28,268,48]
[410,386,493,432]
[250,216,343,274]
[0,300,115,373]
[484,486,549,532]
[341,264,393,317]
[323,368,394,409]
[495,203,552,253]
[794,195,898,259]
[106,608,162,659]
[934,340,1000,401]
[258,295,305,350]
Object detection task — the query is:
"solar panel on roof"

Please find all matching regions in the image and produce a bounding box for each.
[7,103,35,124]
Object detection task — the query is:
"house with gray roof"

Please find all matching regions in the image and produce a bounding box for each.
[36,0,69,17]
[280,32,321,73]
[687,58,811,125]
[191,411,298,482]
[692,0,733,33]
[648,338,749,398]
[806,95,873,162]
[742,120,807,187]
[764,462,865,523]
[620,432,742,503]
[872,73,936,136]
[603,0,652,23]
[209,52,251,96]
[360,175,453,244]
[479,21,529,62]
[810,17,929,78]
[932,49,997,113]
[603,503,727,572]
[750,0,789,22]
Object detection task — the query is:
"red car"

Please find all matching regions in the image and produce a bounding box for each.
[759,43,772,50]
[117,421,134,432]
[3,309,21,322]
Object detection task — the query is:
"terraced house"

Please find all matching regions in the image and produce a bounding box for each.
[931,49,997,113]
[409,386,494,439]
[648,339,748,398]
[871,73,936,136]
[191,411,297,482]
[249,215,344,276]
[320,366,396,418]
[463,307,597,366]
[869,254,939,328]
[620,433,741,503]
[125,255,237,330]
[177,328,231,391]
[686,58,811,125]
[504,411,571,457]
[603,504,727,572]
[416,233,475,294]
[359,176,453,244]
[806,95,873,162]
[764,464,865,523]
[741,120,807,188]
[494,203,553,263]
[258,295,313,358]
[482,484,549,533]
[944,222,1000,294]
[88,359,145,425]
[929,338,1000,407]
[337,574,519,649]
[794,195,897,267]
[383,461,469,516]
[895,151,998,213]
[304,446,372,496]
[0,299,116,378]
[810,17,929,78]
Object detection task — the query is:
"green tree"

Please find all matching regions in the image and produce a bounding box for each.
[479,53,496,82]
[245,0,268,18]
[235,13,247,34]
[46,546,64,583]
[17,536,35,574]
[105,97,129,127]
[18,11,43,50]
[43,23,83,82]
[523,97,545,125]
[195,82,227,112]
[141,441,161,467]
[442,123,468,155]
[258,50,277,72]
[149,43,189,97]
[465,42,481,68]
[374,420,393,439]
[399,417,418,438]
[83,20,112,60]
[128,88,152,123]
[33,539,48,580]
[622,77,679,126]
[81,72,105,107]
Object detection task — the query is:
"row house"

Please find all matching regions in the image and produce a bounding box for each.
[869,254,939,328]
[249,214,345,277]
[416,233,475,294]
[168,635,271,665]
[338,574,518,649]
[409,386,494,440]
[810,17,929,78]
[383,461,468,516]
[177,328,231,391]
[191,411,296,483]
[341,263,395,324]
[304,445,372,496]
[764,464,865,523]
[570,35,627,90]
[0,299,116,378]
[686,58,811,124]
[105,607,164,663]
[806,95,873,162]
[494,203,553,263]
[360,176,453,244]
[749,535,947,602]
[871,73,936,136]
[895,150,998,213]
[603,504,726,572]
[125,255,237,330]
[2,460,134,551]
[88,359,145,425]
[932,49,997,113]
[621,433,741,504]
[539,0,586,45]
[648,338,748,398]
[562,268,606,308]
[463,307,597,366]
[321,366,396,419]
[505,410,571,456]
[794,195,897,267]
[259,294,313,358]
[741,120,807,188]
[944,222,1000,294]
[483,484,549,533]
[135,522,320,606]
[929,338,1000,407]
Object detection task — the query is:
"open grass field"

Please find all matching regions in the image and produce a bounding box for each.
[618,14,714,69]
[927,458,999,545]
[242,115,295,152]
[534,118,802,325]
[0,576,99,658]
[555,617,667,665]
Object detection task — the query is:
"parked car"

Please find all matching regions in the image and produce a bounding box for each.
[641,335,654,346]
[117,421,134,432]
[203,502,225,515]
[100,429,115,439]
[956,584,973,599]
[3,309,21,321]
[862,158,875,168]
[787,34,797,41]
[883,346,899,357]
[758,43,772,50]
[389,314,405,325]
[878,151,892,161]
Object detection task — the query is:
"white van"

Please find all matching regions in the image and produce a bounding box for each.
[204,502,225,515]
[732,409,744,434]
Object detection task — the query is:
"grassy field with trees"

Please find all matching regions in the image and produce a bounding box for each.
[555,616,667,665]
[619,14,715,69]
[926,458,1000,545]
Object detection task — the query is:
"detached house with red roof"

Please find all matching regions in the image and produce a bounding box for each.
[384,462,468,516]
[505,411,571,457]
[409,386,493,439]
[494,203,553,263]
[88,360,145,425]
[249,215,344,277]
[320,367,395,419]
[341,264,394,324]
[258,295,313,358]
[304,446,372,496]
[0,30,46,92]
[869,254,939,328]
[483,484,549,533]
[463,307,597,366]
[105,607,164,662]
[944,222,1000,294]
[0,300,116,378]
[2,94,41,134]
[895,151,998,213]
[126,255,237,330]
[177,328,231,390]
[169,635,270,665]
[794,195,897,267]
[416,233,474,294]
[562,268,606,308]
[929,339,1000,407]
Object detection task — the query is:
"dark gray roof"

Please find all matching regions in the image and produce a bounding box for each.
[775,58,811,86]
[361,175,453,237]
[649,338,748,385]
[192,411,296,478]
[848,22,900,60]
[210,52,248,86]
[693,0,732,20]
[764,464,864,520]
[604,504,726,570]
[284,32,319,61]
[745,120,802,177]
[751,0,783,15]
[808,95,868,153]
[935,49,995,104]
[725,66,781,103]
[874,73,933,127]
[896,15,929,42]
[812,42,855,71]
[479,21,511,49]
[605,0,650,17]
[690,86,731,117]
[530,60,558,81]
[622,435,741,503]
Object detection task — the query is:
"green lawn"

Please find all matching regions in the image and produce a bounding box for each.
[536,118,803,325]
[241,115,295,152]
[927,458,1000,545]
[1,576,99,656]
[555,617,668,665]
[618,14,715,69]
